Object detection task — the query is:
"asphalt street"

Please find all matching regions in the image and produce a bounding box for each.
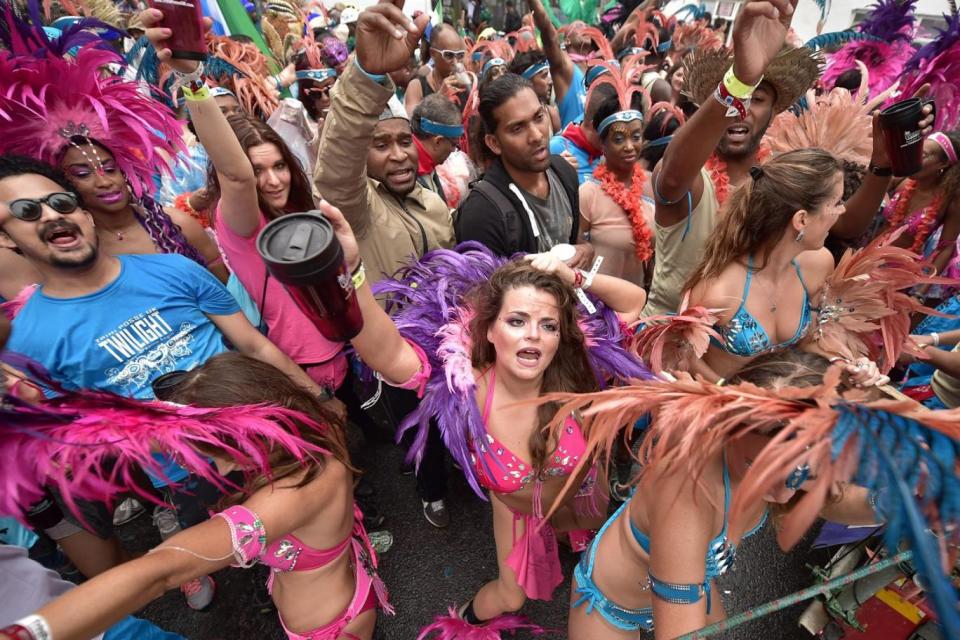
[118,414,833,640]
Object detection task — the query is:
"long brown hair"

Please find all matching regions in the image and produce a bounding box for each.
[206,114,316,222]
[168,352,357,498]
[469,261,599,474]
[684,148,841,293]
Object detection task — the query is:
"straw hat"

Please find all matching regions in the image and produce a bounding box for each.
[683,46,823,114]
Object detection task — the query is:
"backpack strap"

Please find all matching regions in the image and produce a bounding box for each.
[470,180,525,254]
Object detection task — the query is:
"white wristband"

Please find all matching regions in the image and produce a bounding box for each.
[14,615,52,640]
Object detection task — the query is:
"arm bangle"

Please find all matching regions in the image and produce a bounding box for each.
[931,332,940,346]
[351,262,366,290]
[722,66,761,100]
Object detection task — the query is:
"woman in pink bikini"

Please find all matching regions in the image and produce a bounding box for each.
[318,200,648,633]
[11,353,391,640]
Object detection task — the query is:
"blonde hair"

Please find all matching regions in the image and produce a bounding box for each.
[685,148,841,293]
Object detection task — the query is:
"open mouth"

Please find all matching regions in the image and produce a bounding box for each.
[516,348,542,367]
[725,124,750,143]
[44,224,82,248]
[532,146,548,161]
[262,189,286,200]
[389,168,414,182]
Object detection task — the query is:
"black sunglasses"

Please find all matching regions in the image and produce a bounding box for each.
[7,192,79,221]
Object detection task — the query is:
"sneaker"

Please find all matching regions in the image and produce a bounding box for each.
[152,506,181,541]
[180,575,215,611]
[112,498,146,526]
[422,499,450,528]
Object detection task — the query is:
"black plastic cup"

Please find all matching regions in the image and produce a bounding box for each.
[257,212,363,342]
[878,97,935,177]
[152,370,191,401]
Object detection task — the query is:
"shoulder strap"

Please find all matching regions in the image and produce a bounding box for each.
[471,180,523,253]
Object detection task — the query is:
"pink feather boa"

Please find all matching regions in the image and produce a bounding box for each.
[417,607,552,639]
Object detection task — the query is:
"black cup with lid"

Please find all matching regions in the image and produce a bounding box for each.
[257,212,363,342]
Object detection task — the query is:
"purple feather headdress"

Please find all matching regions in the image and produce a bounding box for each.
[0,45,185,197]
[1,0,120,60]
[0,360,330,526]
[821,0,917,96]
[894,12,960,130]
[372,242,653,498]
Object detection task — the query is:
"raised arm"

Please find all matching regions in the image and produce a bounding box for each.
[322,201,425,386]
[314,2,429,239]
[524,252,647,323]
[142,9,260,239]
[527,0,574,103]
[832,97,936,239]
[653,0,797,227]
[26,467,336,640]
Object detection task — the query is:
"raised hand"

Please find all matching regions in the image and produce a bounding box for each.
[730,0,797,85]
[355,0,429,75]
[138,8,212,74]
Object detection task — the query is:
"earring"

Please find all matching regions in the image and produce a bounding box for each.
[795,230,805,243]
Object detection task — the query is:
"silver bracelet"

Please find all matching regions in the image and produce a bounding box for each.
[170,62,206,93]
[931,332,940,347]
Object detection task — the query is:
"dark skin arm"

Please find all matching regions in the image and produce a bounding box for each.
[831,94,935,239]
[527,0,574,104]
[652,0,798,227]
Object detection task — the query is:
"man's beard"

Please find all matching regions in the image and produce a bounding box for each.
[717,127,766,159]
[50,245,98,270]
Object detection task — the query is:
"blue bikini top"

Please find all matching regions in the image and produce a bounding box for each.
[630,457,768,581]
[713,255,812,358]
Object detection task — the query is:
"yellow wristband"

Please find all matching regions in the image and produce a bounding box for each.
[722,66,761,100]
[351,262,366,290]
[182,83,211,102]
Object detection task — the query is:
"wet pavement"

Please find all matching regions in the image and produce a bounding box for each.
[119,417,832,639]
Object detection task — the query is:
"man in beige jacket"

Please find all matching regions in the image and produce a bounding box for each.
[314,30,454,288]
[314,4,456,528]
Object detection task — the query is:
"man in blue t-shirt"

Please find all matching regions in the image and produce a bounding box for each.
[0,155,324,605]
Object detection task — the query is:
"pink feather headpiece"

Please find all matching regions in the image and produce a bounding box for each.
[1,380,331,527]
[584,57,650,125]
[821,0,918,97]
[0,46,184,197]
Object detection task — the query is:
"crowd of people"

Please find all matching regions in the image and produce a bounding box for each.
[1,0,959,638]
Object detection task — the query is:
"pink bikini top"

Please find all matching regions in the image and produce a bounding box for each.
[215,503,360,572]
[470,368,586,494]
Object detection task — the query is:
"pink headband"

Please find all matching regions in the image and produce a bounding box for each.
[929,132,958,165]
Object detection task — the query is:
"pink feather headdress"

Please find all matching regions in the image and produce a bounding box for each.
[583,57,650,124]
[467,39,514,74]
[766,62,896,166]
[0,45,184,197]
[562,22,615,62]
[821,0,918,98]
[1,379,330,526]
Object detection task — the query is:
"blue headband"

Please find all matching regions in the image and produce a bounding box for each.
[645,134,673,147]
[656,39,672,53]
[482,57,506,77]
[584,63,616,88]
[521,60,549,80]
[296,69,338,82]
[616,47,645,60]
[419,117,464,139]
[597,110,643,135]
